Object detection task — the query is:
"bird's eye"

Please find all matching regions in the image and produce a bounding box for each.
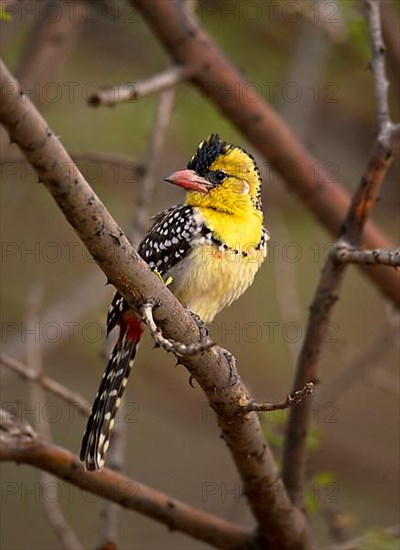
[214,170,226,183]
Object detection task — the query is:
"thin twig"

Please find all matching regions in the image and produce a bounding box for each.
[25,285,83,550]
[243,383,314,413]
[0,353,89,416]
[142,303,215,356]
[88,66,190,107]
[282,0,400,507]
[366,0,391,141]
[0,409,254,549]
[130,85,176,246]
[334,245,400,267]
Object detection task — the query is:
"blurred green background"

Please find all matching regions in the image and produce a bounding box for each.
[1,1,399,548]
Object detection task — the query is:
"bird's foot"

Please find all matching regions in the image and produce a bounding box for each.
[188,310,209,343]
[219,347,239,386]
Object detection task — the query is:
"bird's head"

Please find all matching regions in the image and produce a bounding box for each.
[164,134,262,216]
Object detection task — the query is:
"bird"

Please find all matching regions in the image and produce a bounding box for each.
[80,134,269,471]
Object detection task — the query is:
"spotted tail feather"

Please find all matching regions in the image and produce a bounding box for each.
[80,330,139,471]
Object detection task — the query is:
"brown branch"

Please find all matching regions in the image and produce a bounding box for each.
[282,0,400,506]
[0,353,89,417]
[0,59,312,548]
[88,66,190,107]
[131,0,399,306]
[24,285,84,550]
[334,245,400,267]
[243,383,314,413]
[0,409,254,549]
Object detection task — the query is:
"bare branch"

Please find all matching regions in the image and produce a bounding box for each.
[88,66,190,108]
[0,353,89,417]
[0,409,254,549]
[131,0,398,306]
[282,0,400,506]
[130,86,176,246]
[334,245,400,267]
[244,383,314,413]
[0,59,312,548]
[366,0,391,140]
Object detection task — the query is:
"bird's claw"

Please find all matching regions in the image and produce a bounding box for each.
[220,347,239,386]
[188,310,209,343]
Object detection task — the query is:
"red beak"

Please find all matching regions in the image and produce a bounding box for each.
[164,169,212,193]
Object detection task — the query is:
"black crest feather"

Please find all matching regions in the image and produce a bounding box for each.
[187,134,229,176]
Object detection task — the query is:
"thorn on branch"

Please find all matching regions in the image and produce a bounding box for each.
[141,303,215,356]
[243,383,314,413]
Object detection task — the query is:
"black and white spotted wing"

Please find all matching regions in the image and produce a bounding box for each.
[138,204,203,275]
[106,205,204,336]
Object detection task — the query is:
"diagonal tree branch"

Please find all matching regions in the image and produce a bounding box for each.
[88,66,190,108]
[281,0,400,506]
[130,0,399,306]
[0,353,89,416]
[0,59,312,549]
[0,409,254,550]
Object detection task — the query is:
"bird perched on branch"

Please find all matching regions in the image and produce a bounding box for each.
[80,134,269,470]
